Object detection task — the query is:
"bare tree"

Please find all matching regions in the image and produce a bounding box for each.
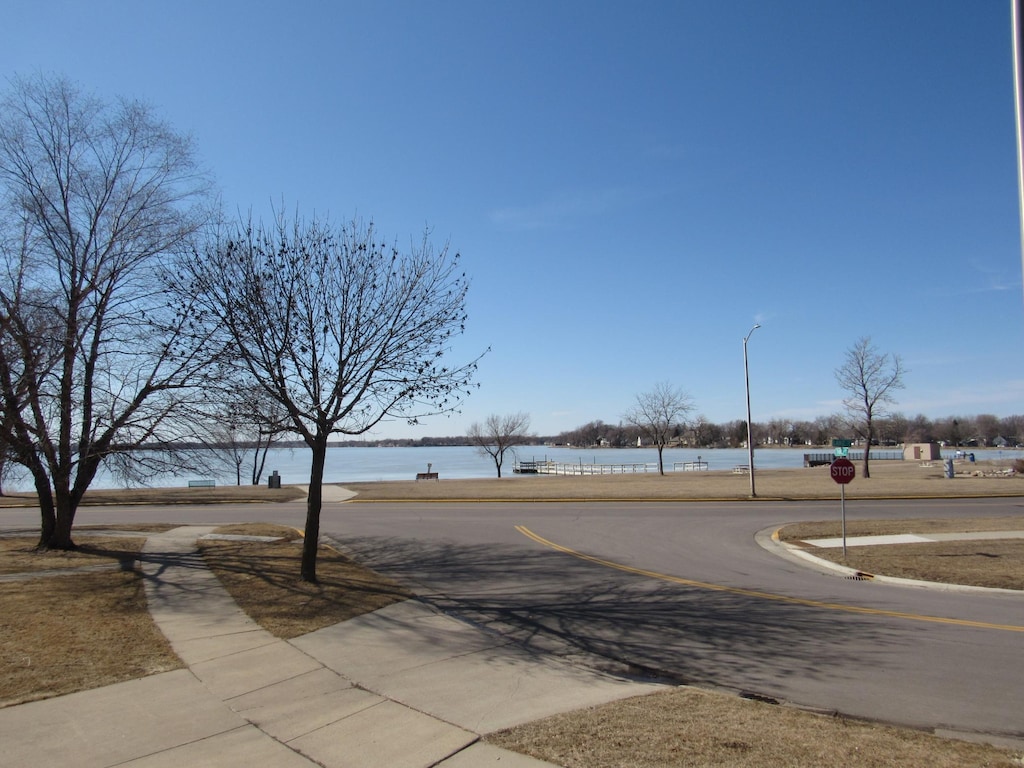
[181,212,481,581]
[206,387,290,485]
[999,414,1024,445]
[689,414,712,447]
[934,416,967,448]
[562,419,607,447]
[0,74,215,549]
[623,382,694,475]
[878,412,910,445]
[974,414,1001,447]
[834,337,905,478]
[243,396,291,486]
[905,413,935,444]
[467,412,532,477]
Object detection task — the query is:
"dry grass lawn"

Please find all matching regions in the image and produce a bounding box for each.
[198,524,412,638]
[813,539,1024,590]
[778,517,1024,540]
[340,458,1024,501]
[0,484,306,507]
[0,533,152,573]
[0,530,181,708]
[489,687,1023,768]
[778,517,1024,590]
[0,522,408,707]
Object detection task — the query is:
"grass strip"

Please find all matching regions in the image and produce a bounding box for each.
[489,687,1022,768]
[199,524,412,639]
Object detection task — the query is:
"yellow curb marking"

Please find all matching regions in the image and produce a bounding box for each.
[515,525,1024,633]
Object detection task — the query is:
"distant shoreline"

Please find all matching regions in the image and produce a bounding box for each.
[2,446,1021,499]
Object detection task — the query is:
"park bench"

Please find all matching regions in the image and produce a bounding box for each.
[732,465,750,474]
[188,479,216,488]
[415,472,439,481]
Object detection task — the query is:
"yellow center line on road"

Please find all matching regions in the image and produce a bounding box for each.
[514,525,1024,633]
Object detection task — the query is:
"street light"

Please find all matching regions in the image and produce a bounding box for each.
[743,323,760,497]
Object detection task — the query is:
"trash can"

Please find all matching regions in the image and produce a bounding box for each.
[944,459,954,479]
[268,470,281,489]
[969,453,976,463]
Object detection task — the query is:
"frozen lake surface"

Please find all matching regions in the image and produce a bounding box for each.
[19,444,1021,490]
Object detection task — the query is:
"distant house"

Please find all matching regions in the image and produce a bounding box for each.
[903,443,941,461]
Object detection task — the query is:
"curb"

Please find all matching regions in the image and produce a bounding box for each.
[341,491,1024,504]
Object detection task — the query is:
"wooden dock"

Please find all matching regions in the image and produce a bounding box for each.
[514,460,658,475]
[803,450,903,467]
[673,461,709,471]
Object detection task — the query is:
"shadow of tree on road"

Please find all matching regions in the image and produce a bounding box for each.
[332,534,901,701]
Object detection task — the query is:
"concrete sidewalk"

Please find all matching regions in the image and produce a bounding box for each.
[0,526,665,768]
[801,530,1024,549]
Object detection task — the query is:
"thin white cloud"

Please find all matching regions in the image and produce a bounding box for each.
[970,257,1019,286]
[488,187,633,231]
[898,379,1024,415]
[764,382,1024,423]
[764,399,846,421]
[926,259,1021,297]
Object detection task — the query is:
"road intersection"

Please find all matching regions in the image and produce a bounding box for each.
[3,494,1022,745]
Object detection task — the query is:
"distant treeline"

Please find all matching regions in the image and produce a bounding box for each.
[550,413,1024,450]
[129,411,1024,452]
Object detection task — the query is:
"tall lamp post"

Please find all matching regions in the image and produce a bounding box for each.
[1013,0,1024,307]
[743,324,760,497]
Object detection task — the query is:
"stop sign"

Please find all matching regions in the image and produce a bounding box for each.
[831,458,855,484]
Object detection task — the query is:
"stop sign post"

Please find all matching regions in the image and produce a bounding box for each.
[831,458,855,556]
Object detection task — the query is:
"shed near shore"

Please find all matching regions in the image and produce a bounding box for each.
[904,443,941,461]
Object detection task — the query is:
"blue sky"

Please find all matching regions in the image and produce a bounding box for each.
[4,1,1024,438]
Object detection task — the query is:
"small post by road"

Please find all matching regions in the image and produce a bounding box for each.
[841,483,846,558]
[743,324,760,497]
[830,453,856,557]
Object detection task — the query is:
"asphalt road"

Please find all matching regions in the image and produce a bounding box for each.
[6,496,1023,742]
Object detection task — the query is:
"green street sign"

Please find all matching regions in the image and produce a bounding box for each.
[834,447,849,458]
[832,439,853,448]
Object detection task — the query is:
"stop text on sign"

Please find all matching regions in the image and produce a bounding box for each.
[830,458,855,484]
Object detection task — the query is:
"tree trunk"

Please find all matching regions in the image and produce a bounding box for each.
[47,502,76,550]
[34,469,56,549]
[863,421,872,479]
[44,456,102,550]
[252,437,271,485]
[45,472,87,550]
[657,444,665,475]
[301,440,327,583]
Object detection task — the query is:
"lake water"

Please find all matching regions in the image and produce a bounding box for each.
[10,444,1022,490]
[144,445,815,487]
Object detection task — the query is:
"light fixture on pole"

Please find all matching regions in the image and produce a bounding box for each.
[743,324,760,497]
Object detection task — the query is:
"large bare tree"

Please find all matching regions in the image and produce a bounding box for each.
[182,212,481,581]
[834,336,905,478]
[467,412,532,477]
[0,74,215,549]
[623,382,694,475]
